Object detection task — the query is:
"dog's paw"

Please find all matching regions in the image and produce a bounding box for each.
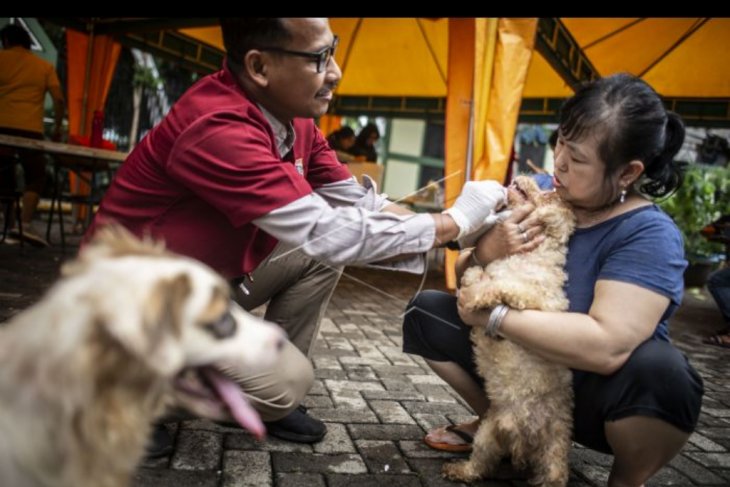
[442,460,481,483]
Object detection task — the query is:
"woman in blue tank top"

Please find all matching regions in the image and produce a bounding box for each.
[402,73,703,487]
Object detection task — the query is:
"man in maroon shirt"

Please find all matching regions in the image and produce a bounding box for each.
[87,18,507,450]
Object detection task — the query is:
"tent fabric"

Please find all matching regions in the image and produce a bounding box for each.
[443,18,536,289]
[66,30,121,136]
[65,30,120,222]
[562,18,730,98]
[182,18,730,99]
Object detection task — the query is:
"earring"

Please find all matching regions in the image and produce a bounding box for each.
[619,188,627,204]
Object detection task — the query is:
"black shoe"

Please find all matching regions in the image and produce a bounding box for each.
[144,424,174,459]
[264,405,327,444]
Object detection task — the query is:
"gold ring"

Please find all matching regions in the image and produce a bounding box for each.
[522,232,529,244]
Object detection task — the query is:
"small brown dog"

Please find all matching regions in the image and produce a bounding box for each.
[0,226,285,487]
[442,176,576,486]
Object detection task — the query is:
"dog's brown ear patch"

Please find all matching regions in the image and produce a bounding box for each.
[144,273,192,352]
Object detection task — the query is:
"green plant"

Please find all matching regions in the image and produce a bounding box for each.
[658,163,730,261]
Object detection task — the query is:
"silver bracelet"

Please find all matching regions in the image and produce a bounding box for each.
[485,304,509,338]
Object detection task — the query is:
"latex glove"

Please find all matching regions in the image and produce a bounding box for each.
[457,209,512,250]
[443,180,507,240]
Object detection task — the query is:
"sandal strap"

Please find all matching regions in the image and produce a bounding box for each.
[445,424,474,444]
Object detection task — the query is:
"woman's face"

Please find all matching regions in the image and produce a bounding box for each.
[552,133,614,210]
[341,135,356,150]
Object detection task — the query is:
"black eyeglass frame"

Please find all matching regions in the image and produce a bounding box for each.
[258,35,339,73]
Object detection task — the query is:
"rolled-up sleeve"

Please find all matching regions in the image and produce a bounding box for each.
[253,193,433,273]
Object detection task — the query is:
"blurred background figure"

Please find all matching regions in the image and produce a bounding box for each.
[351,123,380,163]
[704,266,730,348]
[326,126,356,163]
[0,23,64,247]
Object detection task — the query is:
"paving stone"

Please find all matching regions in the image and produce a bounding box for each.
[275,473,326,487]
[405,458,470,487]
[326,336,355,351]
[340,355,392,366]
[355,439,411,474]
[309,379,328,396]
[398,440,465,459]
[272,452,367,474]
[303,395,335,409]
[313,356,342,370]
[688,431,728,452]
[415,384,459,403]
[318,317,339,333]
[328,473,422,487]
[382,377,419,392]
[133,468,219,487]
[225,433,313,453]
[171,429,222,470]
[307,407,379,423]
[348,424,426,441]
[407,374,448,386]
[686,452,730,468]
[221,451,272,487]
[313,423,357,454]
[344,364,379,381]
[401,401,471,416]
[315,368,349,380]
[412,413,451,433]
[361,390,426,401]
[372,365,427,376]
[664,453,730,485]
[369,400,417,424]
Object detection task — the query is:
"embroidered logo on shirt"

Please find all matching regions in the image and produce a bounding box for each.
[294,158,304,176]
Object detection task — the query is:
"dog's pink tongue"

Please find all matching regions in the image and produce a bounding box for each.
[202,368,265,439]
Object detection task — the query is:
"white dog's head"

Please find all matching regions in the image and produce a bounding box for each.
[56,225,285,438]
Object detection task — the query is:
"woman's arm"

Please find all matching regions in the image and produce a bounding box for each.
[459,280,669,374]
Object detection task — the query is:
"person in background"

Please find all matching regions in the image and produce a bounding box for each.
[703,266,730,348]
[0,23,65,247]
[403,73,703,487]
[326,125,356,163]
[351,123,380,162]
[84,17,508,453]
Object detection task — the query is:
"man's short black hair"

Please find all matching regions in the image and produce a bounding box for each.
[1,24,31,50]
[219,18,292,73]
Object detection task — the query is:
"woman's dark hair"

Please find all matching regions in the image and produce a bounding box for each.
[559,73,685,197]
[1,24,32,50]
[331,126,355,140]
[220,18,291,73]
[355,123,380,146]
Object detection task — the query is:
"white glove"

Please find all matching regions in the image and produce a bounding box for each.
[457,209,512,249]
[443,180,507,240]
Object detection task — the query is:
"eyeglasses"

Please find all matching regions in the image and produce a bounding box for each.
[259,35,339,73]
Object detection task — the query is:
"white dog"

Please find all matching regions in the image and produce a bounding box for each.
[0,226,285,487]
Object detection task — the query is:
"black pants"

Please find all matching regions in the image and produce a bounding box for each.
[402,290,704,454]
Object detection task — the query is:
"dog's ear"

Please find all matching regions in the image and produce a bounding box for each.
[99,273,192,377]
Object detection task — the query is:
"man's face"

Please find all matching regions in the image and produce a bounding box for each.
[263,18,341,123]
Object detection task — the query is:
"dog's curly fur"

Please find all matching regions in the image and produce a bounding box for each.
[442,176,576,486]
[0,226,283,487]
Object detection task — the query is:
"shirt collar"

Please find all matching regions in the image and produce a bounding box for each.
[258,104,295,158]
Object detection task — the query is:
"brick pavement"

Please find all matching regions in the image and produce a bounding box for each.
[1,243,729,486]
